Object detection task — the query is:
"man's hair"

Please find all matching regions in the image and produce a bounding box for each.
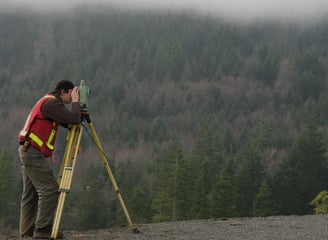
[51,80,75,95]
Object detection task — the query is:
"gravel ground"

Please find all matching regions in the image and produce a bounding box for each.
[2,214,328,240]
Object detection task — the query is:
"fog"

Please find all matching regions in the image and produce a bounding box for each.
[2,0,328,22]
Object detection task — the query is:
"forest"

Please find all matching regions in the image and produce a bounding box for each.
[1,5,328,231]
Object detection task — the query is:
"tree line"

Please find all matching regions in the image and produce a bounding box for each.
[1,121,328,230]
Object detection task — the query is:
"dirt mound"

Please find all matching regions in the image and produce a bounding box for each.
[2,214,328,240]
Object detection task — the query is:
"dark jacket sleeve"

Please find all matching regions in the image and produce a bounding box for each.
[41,98,81,124]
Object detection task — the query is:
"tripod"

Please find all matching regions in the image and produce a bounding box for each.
[51,111,138,239]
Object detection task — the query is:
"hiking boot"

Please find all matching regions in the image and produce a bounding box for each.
[21,228,35,238]
[33,230,64,239]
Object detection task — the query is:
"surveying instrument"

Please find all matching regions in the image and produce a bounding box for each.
[51,80,139,239]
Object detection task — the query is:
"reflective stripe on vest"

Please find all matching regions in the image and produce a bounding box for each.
[29,132,44,147]
[46,129,56,150]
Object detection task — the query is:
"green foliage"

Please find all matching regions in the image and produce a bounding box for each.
[151,141,185,222]
[190,123,224,187]
[311,190,328,214]
[75,164,108,230]
[0,149,20,229]
[289,49,326,104]
[151,190,172,222]
[130,184,153,223]
[212,157,238,218]
[235,141,264,216]
[270,123,328,215]
[252,180,275,217]
[174,158,194,220]
[193,159,211,219]
[109,81,126,107]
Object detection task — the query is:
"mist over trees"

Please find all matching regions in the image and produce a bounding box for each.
[1,6,328,231]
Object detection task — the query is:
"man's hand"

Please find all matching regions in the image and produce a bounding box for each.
[71,87,79,103]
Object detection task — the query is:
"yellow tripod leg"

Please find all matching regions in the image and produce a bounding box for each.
[87,121,139,233]
[51,124,83,239]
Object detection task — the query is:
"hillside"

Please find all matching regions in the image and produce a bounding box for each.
[2,215,328,239]
[1,5,328,231]
[1,7,328,163]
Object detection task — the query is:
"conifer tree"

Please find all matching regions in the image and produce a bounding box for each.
[234,119,271,216]
[131,184,153,223]
[76,164,108,230]
[193,159,211,219]
[252,180,275,216]
[190,123,224,191]
[270,123,328,215]
[212,157,238,218]
[235,143,264,217]
[175,157,194,220]
[151,141,184,222]
[151,190,172,222]
[0,149,20,229]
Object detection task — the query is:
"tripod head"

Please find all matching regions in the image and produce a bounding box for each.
[79,80,90,112]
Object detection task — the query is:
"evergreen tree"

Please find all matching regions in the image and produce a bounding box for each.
[270,123,328,215]
[193,159,211,219]
[151,141,184,222]
[0,149,20,229]
[290,49,326,103]
[151,189,171,222]
[175,157,194,220]
[252,180,275,216]
[212,157,238,218]
[234,119,272,216]
[131,183,153,223]
[76,164,108,230]
[235,142,264,216]
[115,159,138,203]
[190,123,224,191]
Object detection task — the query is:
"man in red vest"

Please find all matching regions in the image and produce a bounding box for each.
[18,80,80,239]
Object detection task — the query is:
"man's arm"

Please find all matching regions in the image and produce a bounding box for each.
[41,98,81,124]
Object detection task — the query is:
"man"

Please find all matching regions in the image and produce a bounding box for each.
[18,80,80,239]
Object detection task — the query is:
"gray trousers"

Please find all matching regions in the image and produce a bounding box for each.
[18,145,59,236]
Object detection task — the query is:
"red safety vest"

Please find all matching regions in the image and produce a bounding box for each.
[18,94,59,157]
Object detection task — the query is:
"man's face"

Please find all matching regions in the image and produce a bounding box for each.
[61,89,73,104]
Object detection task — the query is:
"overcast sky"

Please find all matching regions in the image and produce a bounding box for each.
[2,0,328,22]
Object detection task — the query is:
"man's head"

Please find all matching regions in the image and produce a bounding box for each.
[51,80,75,103]
[54,80,75,92]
